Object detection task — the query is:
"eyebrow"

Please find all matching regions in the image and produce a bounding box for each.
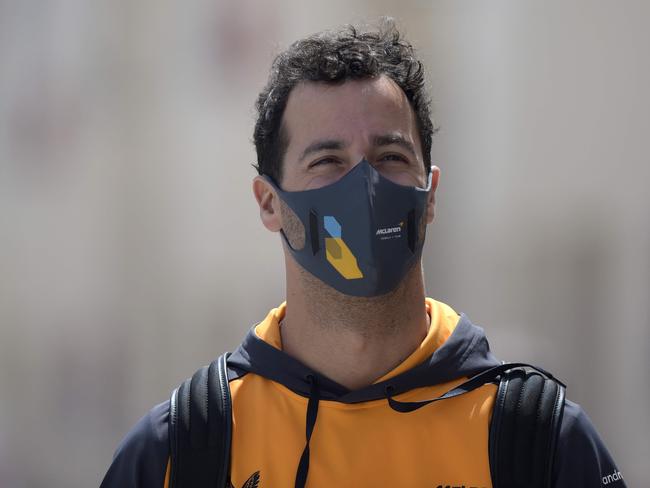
[298,139,348,163]
[297,132,417,163]
[372,133,417,158]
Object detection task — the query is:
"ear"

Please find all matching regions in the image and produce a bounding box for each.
[425,165,440,224]
[253,176,283,232]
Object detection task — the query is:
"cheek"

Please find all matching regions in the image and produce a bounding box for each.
[306,169,349,189]
[279,200,306,250]
[418,209,428,243]
[426,193,435,223]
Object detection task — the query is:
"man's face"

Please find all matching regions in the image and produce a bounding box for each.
[253,74,439,245]
[279,75,433,192]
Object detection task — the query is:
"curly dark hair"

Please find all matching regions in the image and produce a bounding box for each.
[253,18,435,184]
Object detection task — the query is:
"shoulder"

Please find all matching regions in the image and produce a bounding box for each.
[553,399,626,487]
[99,400,170,488]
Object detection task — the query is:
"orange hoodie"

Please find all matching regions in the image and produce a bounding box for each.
[100,298,626,488]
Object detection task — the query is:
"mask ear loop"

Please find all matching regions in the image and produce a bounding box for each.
[278,228,298,252]
[277,210,320,255]
[419,169,434,192]
[263,175,320,255]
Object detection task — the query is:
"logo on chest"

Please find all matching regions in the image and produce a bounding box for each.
[435,485,487,488]
[229,471,260,488]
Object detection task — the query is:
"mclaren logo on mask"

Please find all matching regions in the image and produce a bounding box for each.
[376,221,404,240]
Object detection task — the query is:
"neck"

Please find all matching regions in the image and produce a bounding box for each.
[280,258,430,390]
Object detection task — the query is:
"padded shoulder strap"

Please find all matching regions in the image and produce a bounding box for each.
[169,353,232,488]
[489,366,566,488]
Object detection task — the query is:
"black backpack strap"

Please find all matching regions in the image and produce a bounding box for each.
[489,366,566,488]
[169,353,232,488]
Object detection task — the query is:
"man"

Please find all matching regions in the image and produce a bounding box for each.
[101,19,625,488]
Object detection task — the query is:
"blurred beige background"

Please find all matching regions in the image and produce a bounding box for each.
[1,0,648,486]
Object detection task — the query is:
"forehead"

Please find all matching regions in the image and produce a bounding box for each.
[281,75,421,157]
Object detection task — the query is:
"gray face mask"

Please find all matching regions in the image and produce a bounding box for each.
[265,159,432,297]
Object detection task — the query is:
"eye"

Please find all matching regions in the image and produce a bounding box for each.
[379,153,409,164]
[309,157,341,168]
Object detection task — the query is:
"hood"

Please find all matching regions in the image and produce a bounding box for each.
[228,298,501,403]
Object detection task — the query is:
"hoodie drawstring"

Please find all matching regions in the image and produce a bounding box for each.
[294,374,320,488]
[292,363,559,487]
[385,361,565,413]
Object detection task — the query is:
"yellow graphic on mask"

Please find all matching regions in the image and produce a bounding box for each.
[324,216,363,280]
